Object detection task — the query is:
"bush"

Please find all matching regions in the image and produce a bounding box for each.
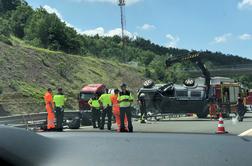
[0,35,12,45]
[0,17,11,36]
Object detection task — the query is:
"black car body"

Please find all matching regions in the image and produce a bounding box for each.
[138,80,209,118]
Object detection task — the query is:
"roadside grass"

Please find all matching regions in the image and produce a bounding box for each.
[0,38,145,114]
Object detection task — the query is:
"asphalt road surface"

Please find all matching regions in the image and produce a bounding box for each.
[40,112,252,136]
[2,113,251,166]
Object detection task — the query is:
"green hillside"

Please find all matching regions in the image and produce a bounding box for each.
[1,0,252,115]
[0,40,145,115]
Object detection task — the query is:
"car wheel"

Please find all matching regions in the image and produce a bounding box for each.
[143,80,155,88]
[80,113,92,126]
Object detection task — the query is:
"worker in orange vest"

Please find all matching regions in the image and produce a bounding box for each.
[44,88,55,131]
[111,89,127,132]
[209,98,217,120]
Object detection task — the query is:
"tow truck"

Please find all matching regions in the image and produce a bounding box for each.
[138,52,242,118]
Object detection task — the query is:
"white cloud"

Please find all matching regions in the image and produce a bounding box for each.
[81,27,136,38]
[42,5,137,38]
[69,0,141,5]
[165,34,180,48]
[137,24,156,31]
[43,5,74,28]
[105,28,134,37]
[238,0,252,9]
[239,33,252,40]
[43,5,62,19]
[81,27,105,36]
[212,33,232,44]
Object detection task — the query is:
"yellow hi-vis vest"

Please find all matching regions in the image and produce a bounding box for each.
[53,94,66,107]
[118,90,133,108]
[99,94,112,108]
[88,98,100,109]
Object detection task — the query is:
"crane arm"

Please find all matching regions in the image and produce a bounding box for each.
[165,52,211,99]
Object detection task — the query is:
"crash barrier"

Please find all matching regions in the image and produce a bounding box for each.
[0,110,80,128]
[146,113,189,121]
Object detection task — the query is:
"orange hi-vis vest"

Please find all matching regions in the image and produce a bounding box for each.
[111,94,119,113]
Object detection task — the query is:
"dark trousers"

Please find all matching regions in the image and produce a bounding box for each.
[120,107,133,132]
[101,106,112,130]
[140,107,147,120]
[92,108,101,128]
[237,104,246,121]
[55,107,64,130]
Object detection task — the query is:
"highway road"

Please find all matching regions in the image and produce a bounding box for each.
[1,113,252,166]
[35,113,252,166]
[39,112,252,137]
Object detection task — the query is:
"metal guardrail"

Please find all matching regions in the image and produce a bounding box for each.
[0,110,80,127]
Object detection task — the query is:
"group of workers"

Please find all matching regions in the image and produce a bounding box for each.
[44,83,135,132]
[44,88,66,131]
[88,83,134,132]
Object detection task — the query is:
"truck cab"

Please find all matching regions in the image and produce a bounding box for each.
[78,84,106,111]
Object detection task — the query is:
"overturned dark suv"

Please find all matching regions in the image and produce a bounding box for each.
[138,79,209,118]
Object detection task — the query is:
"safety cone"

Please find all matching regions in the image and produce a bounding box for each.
[216,113,228,134]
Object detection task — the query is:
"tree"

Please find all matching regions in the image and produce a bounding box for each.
[141,51,156,66]
[24,8,51,47]
[0,17,11,36]
[0,0,27,14]
[10,5,33,38]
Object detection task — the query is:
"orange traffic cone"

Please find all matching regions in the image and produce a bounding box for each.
[216,113,228,134]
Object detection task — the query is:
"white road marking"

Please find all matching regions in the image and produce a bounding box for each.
[238,128,252,136]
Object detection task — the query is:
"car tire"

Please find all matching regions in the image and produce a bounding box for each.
[68,117,81,129]
[80,113,92,126]
[143,80,155,88]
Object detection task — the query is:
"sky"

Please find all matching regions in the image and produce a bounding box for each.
[26,0,252,58]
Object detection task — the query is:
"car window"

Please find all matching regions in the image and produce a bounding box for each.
[80,93,94,100]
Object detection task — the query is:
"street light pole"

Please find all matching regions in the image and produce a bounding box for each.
[118,0,126,61]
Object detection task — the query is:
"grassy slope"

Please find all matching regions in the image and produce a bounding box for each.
[0,39,145,115]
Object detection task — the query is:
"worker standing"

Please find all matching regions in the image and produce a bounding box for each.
[53,88,66,131]
[209,98,217,120]
[138,93,147,123]
[99,89,112,130]
[44,88,55,131]
[111,89,128,131]
[237,93,245,122]
[88,93,101,128]
[118,83,134,132]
